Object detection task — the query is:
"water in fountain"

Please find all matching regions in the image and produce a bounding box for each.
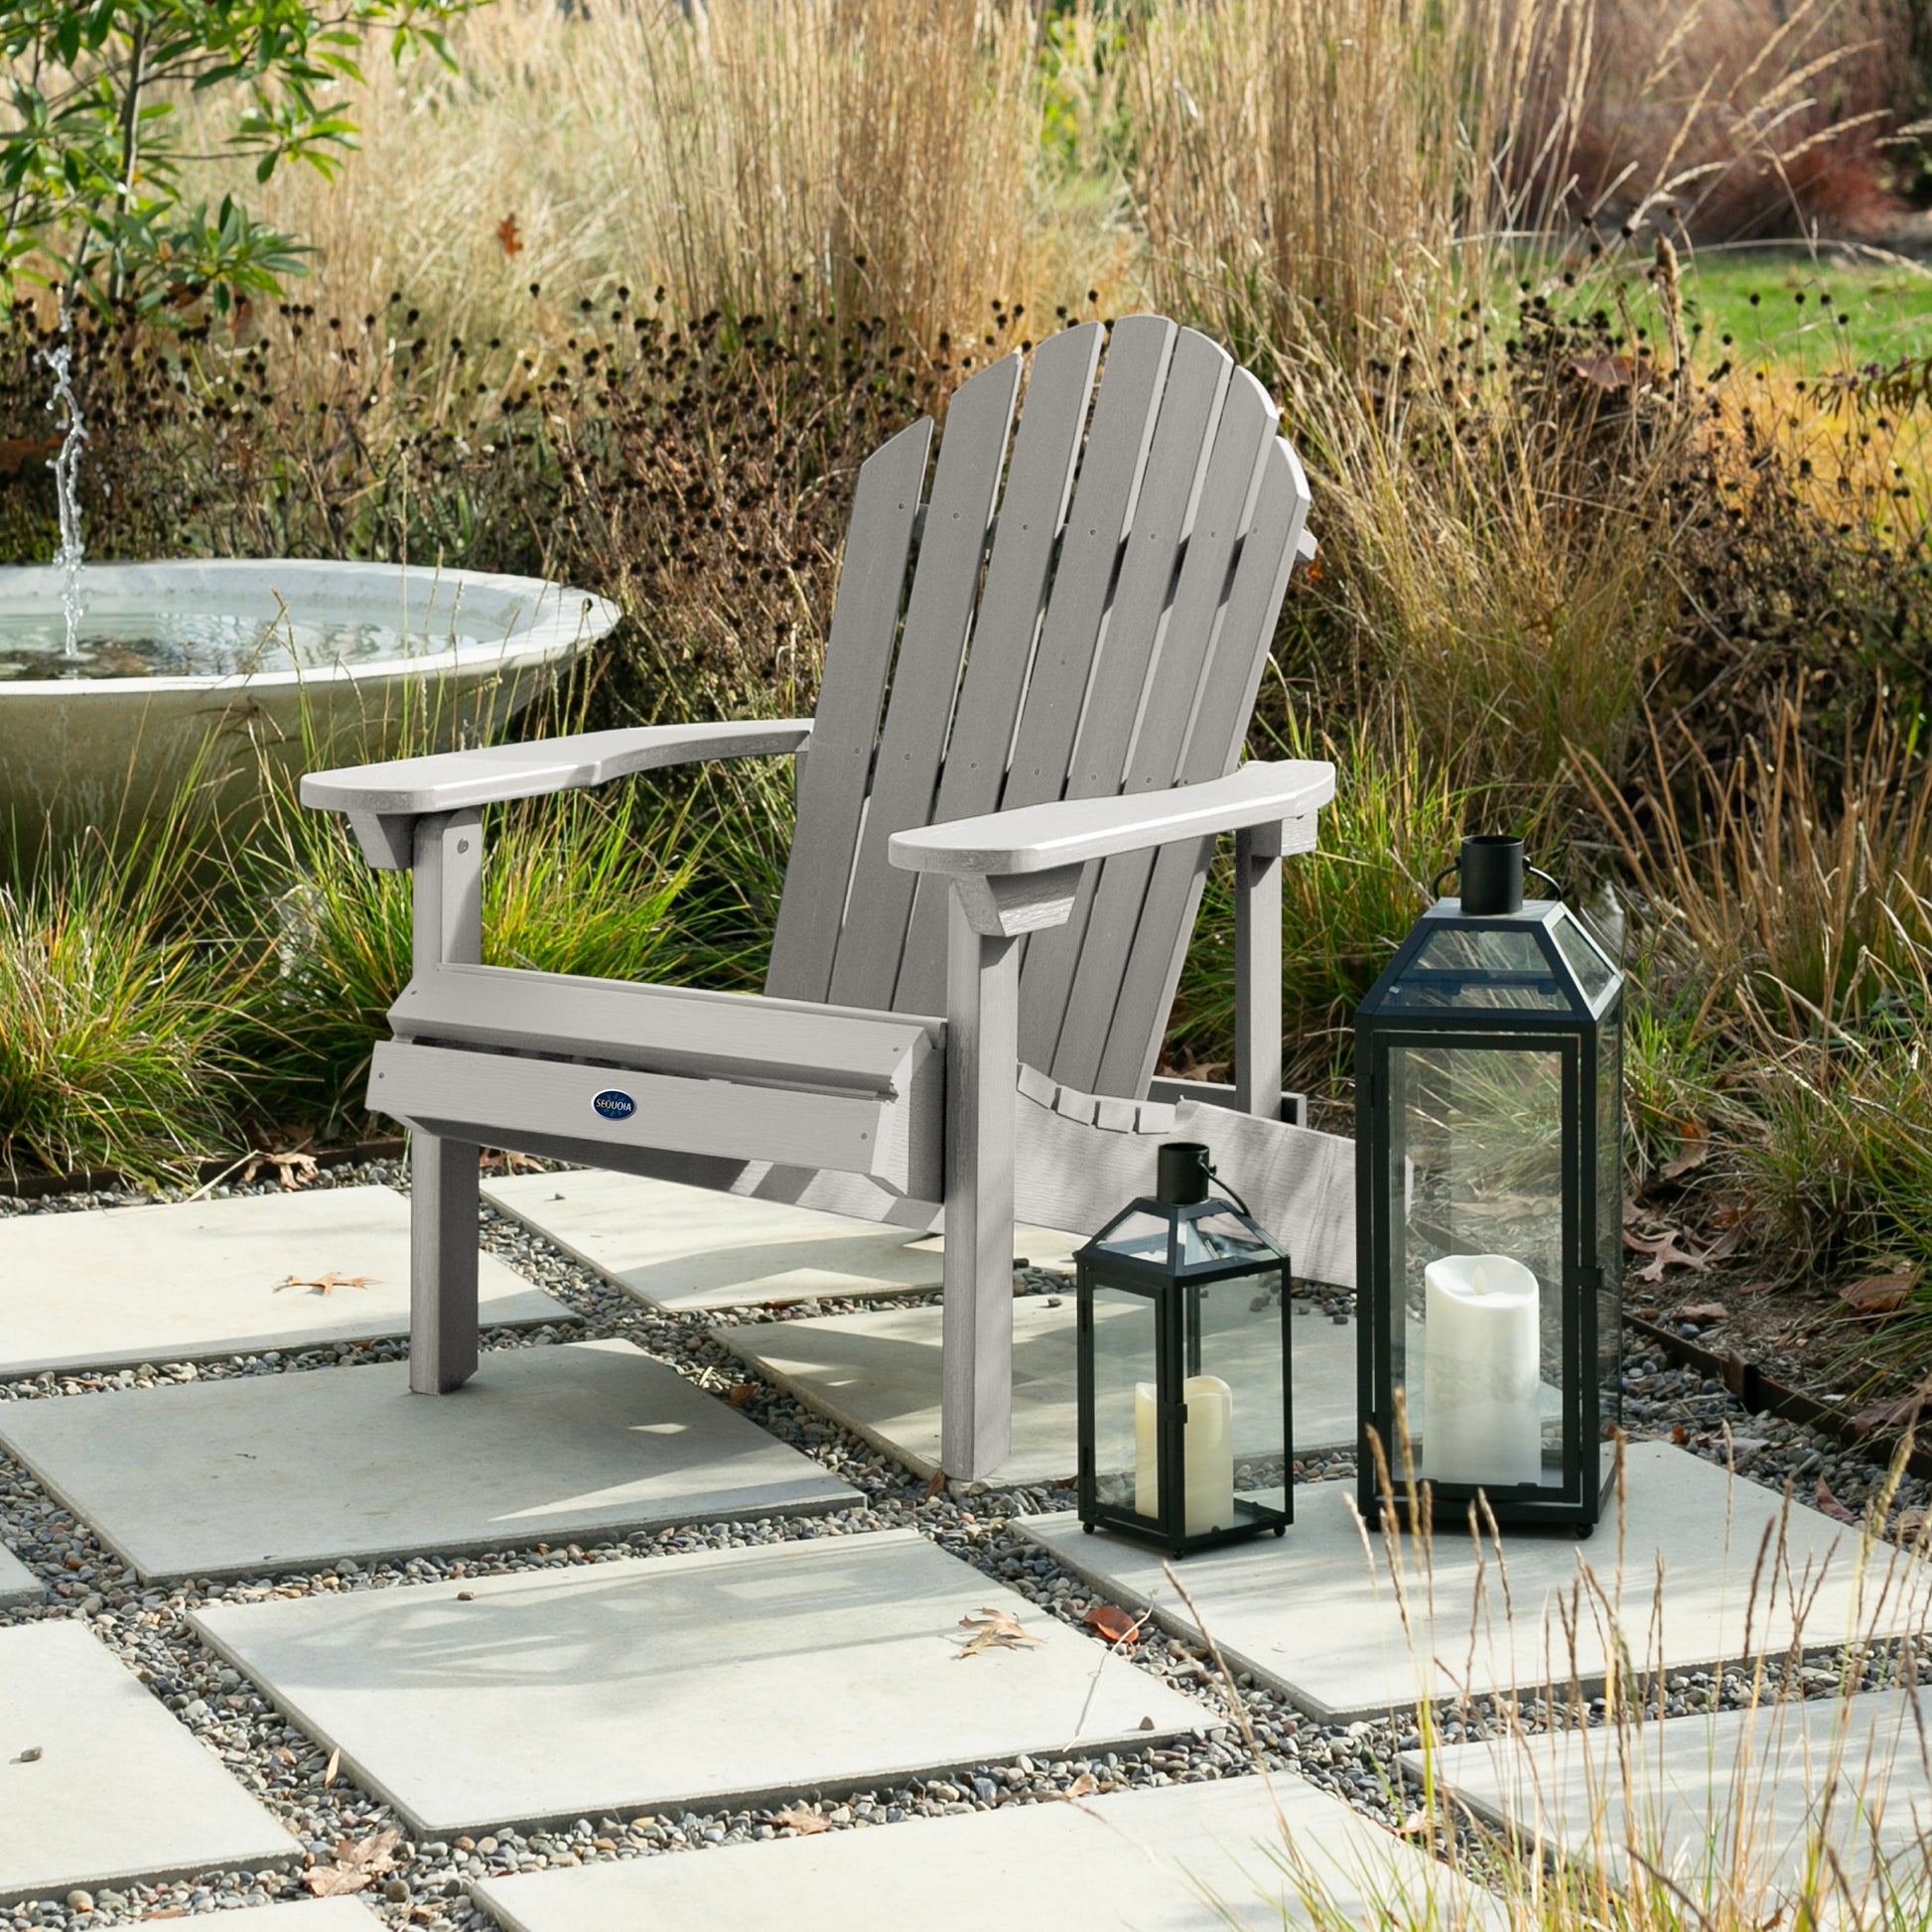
[0,607,500,682]
[38,303,88,660]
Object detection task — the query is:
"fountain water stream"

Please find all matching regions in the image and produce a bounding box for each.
[37,304,89,662]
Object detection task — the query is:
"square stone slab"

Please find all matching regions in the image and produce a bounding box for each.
[0,1340,856,1584]
[473,1769,1503,1930]
[1022,1444,1929,1723]
[0,1185,562,1378]
[483,1169,1079,1311]
[720,1296,1358,1488]
[0,1620,298,1906]
[1403,1689,1932,1915]
[0,1544,41,1608]
[190,1528,1207,1838]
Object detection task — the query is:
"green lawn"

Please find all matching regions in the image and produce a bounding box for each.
[1676,250,1932,371]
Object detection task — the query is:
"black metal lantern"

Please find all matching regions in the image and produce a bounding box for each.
[1076,1143,1293,1557]
[1355,836,1623,1535]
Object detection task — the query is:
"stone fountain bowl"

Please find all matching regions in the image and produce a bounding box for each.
[0,558,620,851]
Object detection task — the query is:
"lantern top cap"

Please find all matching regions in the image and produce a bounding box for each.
[1357,895,1621,1023]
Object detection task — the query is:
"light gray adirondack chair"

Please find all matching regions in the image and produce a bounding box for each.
[301,316,1356,1480]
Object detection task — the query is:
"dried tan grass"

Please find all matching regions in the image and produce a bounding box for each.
[173,0,1096,354]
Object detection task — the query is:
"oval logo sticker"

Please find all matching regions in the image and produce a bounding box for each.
[592,1089,636,1123]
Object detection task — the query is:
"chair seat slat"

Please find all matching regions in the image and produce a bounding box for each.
[391,962,937,1096]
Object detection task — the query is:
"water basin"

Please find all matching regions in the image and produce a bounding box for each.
[0,559,619,849]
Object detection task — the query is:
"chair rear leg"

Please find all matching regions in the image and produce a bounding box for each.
[410,1130,480,1393]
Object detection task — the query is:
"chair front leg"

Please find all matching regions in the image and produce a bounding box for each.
[407,808,483,1394]
[939,886,1022,1481]
[1233,821,1285,1118]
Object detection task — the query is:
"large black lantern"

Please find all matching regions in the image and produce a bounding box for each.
[1355,836,1623,1534]
[1076,1143,1293,1557]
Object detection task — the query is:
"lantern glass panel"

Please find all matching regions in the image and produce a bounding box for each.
[1196,1267,1291,1520]
[1551,911,1617,1007]
[1091,1204,1276,1273]
[1596,1022,1624,1437]
[1376,926,1567,1013]
[1087,1283,1159,1523]
[1391,1042,1567,1491]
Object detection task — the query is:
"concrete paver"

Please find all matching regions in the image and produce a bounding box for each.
[473,1770,1505,1929]
[0,1186,561,1378]
[0,1543,42,1608]
[483,1169,1078,1311]
[721,1294,1357,1486]
[1021,1444,1930,1721]
[0,1621,298,1906]
[0,1340,856,1583]
[1401,1689,1932,1917]
[191,1528,1205,1838]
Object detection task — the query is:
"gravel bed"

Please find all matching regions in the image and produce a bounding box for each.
[0,1162,1927,1928]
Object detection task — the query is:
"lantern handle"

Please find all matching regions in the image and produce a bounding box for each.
[1430,860,1566,899]
[1204,1159,1254,1221]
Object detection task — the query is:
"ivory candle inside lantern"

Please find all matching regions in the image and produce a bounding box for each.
[1133,1377,1235,1535]
[1420,1253,1542,1488]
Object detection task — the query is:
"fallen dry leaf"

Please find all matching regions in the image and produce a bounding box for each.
[922,1468,947,1502]
[1397,1809,1433,1836]
[279,1272,372,1298]
[956,1607,1045,1659]
[303,1826,399,1897]
[478,1148,543,1174]
[1893,1507,1927,1541]
[241,1148,319,1190]
[1670,1424,1691,1447]
[1814,1476,1860,1524]
[773,1805,829,1835]
[1850,1390,1929,1438]
[1062,1771,1098,1799]
[1676,1302,1728,1324]
[1623,1225,1729,1284]
[1082,1603,1143,1648]
[323,1746,340,1788]
[726,1382,759,1408]
[1839,1267,1920,1317]
[497,213,523,256]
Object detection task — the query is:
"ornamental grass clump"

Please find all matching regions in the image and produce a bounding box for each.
[1190,1431,1932,1931]
[0,792,255,1184]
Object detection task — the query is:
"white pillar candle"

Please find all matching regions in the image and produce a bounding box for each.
[1134,1376,1236,1534]
[1420,1253,1542,1488]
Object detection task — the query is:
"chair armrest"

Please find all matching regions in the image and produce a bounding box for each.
[888,759,1335,878]
[300,721,814,869]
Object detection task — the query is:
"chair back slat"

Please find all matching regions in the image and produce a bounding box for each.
[1045,365,1278,1092]
[1015,327,1234,1071]
[1088,435,1313,1098]
[768,317,1313,1104]
[993,315,1174,816]
[766,416,933,1003]
[893,323,1104,1016]
[826,354,1022,1012]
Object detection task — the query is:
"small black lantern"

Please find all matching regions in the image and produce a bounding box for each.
[1076,1143,1293,1557]
[1355,836,1624,1535]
